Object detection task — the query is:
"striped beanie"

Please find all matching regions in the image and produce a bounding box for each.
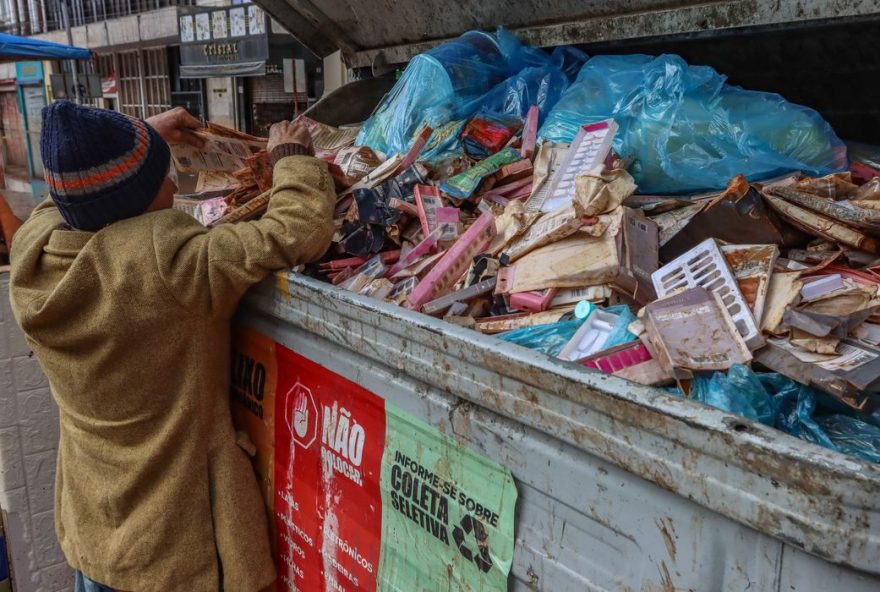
[40,101,171,231]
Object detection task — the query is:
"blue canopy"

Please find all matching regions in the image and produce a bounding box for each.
[0,33,90,61]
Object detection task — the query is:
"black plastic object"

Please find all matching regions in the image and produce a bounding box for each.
[340,222,386,257]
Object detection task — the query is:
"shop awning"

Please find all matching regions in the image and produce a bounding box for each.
[0,33,91,61]
[179,61,266,79]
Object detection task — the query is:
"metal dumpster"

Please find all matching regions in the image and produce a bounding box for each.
[238,275,880,591]
[239,1,880,589]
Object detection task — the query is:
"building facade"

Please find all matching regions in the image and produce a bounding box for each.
[0,0,335,199]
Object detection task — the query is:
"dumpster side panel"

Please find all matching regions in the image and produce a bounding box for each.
[239,274,880,589]
[241,307,785,591]
[779,546,880,592]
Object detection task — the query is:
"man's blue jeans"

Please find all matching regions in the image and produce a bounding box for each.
[74,571,114,592]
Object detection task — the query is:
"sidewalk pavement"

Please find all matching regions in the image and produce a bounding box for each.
[2,189,36,220]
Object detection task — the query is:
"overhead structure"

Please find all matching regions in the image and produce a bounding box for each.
[0,32,91,62]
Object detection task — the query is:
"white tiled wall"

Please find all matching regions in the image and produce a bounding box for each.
[0,273,71,592]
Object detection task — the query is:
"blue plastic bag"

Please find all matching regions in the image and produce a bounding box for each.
[814,416,880,464]
[689,364,782,426]
[682,364,880,463]
[461,66,571,130]
[550,46,590,82]
[358,28,584,158]
[497,319,582,357]
[774,383,880,463]
[357,31,514,156]
[498,303,636,358]
[495,27,555,71]
[358,29,546,156]
[458,41,587,128]
[539,54,847,194]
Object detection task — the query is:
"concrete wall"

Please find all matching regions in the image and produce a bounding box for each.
[31,7,178,51]
[322,51,347,98]
[0,273,70,592]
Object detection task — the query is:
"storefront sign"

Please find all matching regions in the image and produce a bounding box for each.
[179,3,268,73]
[15,61,43,84]
[231,327,517,592]
[101,74,117,95]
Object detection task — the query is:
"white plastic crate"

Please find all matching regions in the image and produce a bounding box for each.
[652,238,763,349]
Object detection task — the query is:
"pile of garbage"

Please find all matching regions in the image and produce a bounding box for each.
[171,122,276,226]
[173,29,880,463]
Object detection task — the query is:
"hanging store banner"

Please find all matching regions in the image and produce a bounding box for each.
[178,3,269,77]
[231,327,517,592]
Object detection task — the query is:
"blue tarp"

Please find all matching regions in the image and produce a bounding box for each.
[0,33,90,61]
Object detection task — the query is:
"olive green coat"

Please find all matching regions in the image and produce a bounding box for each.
[9,155,335,591]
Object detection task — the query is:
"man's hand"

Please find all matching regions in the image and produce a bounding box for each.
[146,107,205,148]
[267,120,313,155]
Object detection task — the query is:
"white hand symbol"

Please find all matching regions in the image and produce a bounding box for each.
[293,393,309,438]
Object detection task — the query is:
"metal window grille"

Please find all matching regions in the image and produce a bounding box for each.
[117,50,143,118]
[116,48,170,119]
[94,54,114,79]
[250,72,292,104]
[39,0,197,33]
[142,47,171,117]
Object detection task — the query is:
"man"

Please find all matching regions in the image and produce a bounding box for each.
[9,102,335,591]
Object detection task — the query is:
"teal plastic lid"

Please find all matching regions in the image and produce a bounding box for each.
[574,300,596,320]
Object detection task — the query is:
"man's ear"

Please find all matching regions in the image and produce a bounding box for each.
[147,177,177,213]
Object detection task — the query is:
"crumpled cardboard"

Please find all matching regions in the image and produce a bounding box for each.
[783,280,880,339]
[761,271,803,334]
[795,171,858,199]
[487,201,539,256]
[505,202,584,262]
[574,168,637,217]
[333,146,382,187]
[790,329,840,354]
[498,212,621,293]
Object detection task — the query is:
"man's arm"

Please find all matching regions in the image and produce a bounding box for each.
[154,121,335,317]
[146,107,205,148]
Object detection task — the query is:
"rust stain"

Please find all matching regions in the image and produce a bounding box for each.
[513,399,531,418]
[658,561,675,592]
[656,517,678,563]
[524,388,539,405]
[649,464,678,494]
[722,245,766,269]
[588,505,609,529]
[736,276,760,308]
[526,565,539,588]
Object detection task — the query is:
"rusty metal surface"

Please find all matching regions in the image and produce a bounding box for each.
[254,0,880,67]
[241,273,880,583]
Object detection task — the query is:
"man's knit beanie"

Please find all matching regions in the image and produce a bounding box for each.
[40,101,171,231]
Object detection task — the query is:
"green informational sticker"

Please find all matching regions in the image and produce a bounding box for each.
[378,405,517,591]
